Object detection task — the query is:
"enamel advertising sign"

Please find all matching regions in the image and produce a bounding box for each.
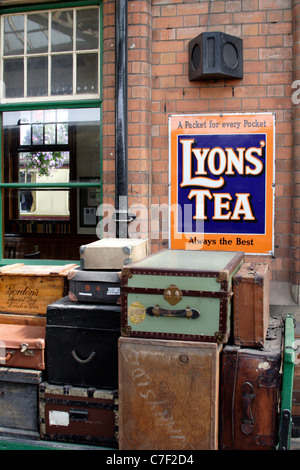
[169,113,275,254]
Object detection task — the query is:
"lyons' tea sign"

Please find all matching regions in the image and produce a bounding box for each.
[169,113,275,254]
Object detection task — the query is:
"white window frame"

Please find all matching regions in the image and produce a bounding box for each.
[0,4,101,103]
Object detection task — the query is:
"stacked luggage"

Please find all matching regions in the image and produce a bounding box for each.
[0,263,77,441]
[118,249,243,450]
[0,242,296,450]
[40,238,149,447]
[117,250,296,450]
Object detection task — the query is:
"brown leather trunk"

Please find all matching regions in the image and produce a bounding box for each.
[233,262,269,347]
[0,323,45,370]
[118,337,222,450]
[219,319,282,450]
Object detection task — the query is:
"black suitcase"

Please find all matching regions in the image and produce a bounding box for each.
[68,268,121,304]
[46,297,120,389]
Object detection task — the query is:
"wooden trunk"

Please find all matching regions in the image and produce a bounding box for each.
[121,249,244,343]
[0,263,77,317]
[46,297,120,389]
[0,323,45,370]
[79,238,149,270]
[68,268,121,304]
[118,337,222,450]
[39,382,118,447]
[219,319,282,450]
[0,367,42,439]
[233,262,270,347]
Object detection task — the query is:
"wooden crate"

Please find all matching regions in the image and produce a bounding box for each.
[0,263,77,317]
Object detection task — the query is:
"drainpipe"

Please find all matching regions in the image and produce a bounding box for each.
[291,0,300,303]
[115,0,129,238]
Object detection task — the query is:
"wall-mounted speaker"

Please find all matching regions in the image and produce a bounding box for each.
[188,32,243,81]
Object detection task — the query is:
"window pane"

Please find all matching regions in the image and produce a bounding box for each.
[20,189,70,219]
[51,10,73,52]
[3,58,24,98]
[76,8,99,51]
[4,15,24,56]
[76,53,98,94]
[27,13,48,54]
[27,56,48,97]
[31,124,44,145]
[20,153,69,181]
[57,123,68,144]
[51,54,73,95]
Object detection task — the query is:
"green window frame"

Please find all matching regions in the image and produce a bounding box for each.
[0,0,103,265]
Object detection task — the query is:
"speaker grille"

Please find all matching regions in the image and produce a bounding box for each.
[223,42,238,70]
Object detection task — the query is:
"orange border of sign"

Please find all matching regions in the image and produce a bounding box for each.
[169,113,275,255]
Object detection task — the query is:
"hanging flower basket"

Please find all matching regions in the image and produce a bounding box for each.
[22,151,66,178]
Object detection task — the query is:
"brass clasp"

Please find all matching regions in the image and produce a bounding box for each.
[163,284,182,306]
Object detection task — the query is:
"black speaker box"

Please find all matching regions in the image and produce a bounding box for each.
[188,31,243,80]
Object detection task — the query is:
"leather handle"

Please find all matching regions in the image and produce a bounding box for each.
[146,305,200,319]
[0,350,15,362]
[71,350,96,364]
[241,381,255,435]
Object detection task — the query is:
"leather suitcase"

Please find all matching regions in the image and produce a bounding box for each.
[233,262,270,347]
[219,318,283,450]
[0,263,77,317]
[0,323,45,370]
[0,367,42,439]
[118,337,222,450]
[39,381,118,447]
[121,249,244,343]
[46,297,120,389]
[79,238,149,270]
[68,268,121,304]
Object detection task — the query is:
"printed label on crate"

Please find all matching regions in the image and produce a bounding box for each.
[169,113,275,254]
[4,281,39,311]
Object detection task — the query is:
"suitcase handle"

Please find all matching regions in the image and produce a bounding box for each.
[71,350,96,364]
[241,381,255,435]
[0,350,15,362]
[146,305,200,319]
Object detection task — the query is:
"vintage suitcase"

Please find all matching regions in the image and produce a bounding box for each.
[0,367,42,439]
[233,262,270,347]
[80,238,149,270]
[118,337,222,450]
[46,297,120,389]
[68,268,121,304]
[219,318,283,450]
[121,249,244,343]
[0,263,77,317]
[0,323,45,370]
[39,382,118,447]
[278,314,296,450]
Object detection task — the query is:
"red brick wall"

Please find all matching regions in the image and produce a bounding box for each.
[102,0,294,282]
